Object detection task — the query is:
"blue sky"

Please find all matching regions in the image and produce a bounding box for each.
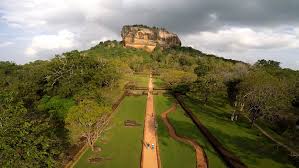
[0,0,298,70]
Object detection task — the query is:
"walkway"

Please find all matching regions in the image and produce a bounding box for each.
[241,115,299,157]
[141,73,159,168]
[161,103,208,168]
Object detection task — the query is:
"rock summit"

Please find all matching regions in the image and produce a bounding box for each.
[121,25,181,52]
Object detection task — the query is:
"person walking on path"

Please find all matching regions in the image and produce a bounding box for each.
[141,73,159,168]
[151,143,155,150]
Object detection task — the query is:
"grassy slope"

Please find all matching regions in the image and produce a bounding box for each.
[154,95,196,168]
[168,105,226,168]
[256,120,299,152]
[74,96,146,168]
[183,95,295,168]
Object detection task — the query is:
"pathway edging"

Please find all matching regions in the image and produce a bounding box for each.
[174,94,247,168]
[161,103,208,168]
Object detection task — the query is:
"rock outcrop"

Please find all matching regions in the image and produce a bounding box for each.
[121,25,181,52]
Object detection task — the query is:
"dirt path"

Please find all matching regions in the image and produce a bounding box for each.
[141,73,159,168]
[245,116,299,157]
[161,103,208,168]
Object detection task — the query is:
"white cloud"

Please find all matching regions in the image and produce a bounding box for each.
[90,40,101,46]
[0,0,298,69]
[25,47,37,55]
[0,0,115,29]
[25,30,75,56]
[90,37,111,46]
[183,27,299,53]
[1,0,118,59]
[209,13,218,21]
[0,42,13,47]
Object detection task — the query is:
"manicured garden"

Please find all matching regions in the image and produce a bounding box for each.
[129,74,149,87]
[182,95,296,168]
[167,104,226,168]
[154,95,196,168]
[74,96,147,168]
[73,78,296,168]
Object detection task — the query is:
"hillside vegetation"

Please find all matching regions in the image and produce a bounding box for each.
[0,40,298,167]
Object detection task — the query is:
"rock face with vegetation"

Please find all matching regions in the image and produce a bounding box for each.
[121,25,181,52]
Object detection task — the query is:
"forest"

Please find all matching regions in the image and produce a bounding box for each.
[0,40,298,167]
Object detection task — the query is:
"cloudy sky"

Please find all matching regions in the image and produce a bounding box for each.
[0,0,299,69]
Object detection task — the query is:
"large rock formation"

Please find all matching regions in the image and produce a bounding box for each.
[121,25,181,52]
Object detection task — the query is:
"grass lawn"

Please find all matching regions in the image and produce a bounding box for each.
[128,74,149,87]
[153,77,166,88]
[167,105,226,168]
[74,96,147,168]
[182,95,296,168]
[154,95,196,168]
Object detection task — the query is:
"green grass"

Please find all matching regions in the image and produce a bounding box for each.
[101,79,127,104]
[183,95,296,168]
[154,95,196,168]
[256,120,299,152]
[168,105,226,168]
[153,77,166,88]
[74,96,147,168]
[128,74,149,87]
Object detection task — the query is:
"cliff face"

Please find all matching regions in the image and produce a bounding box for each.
[121,25,181,52]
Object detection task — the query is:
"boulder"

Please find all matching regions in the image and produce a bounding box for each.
[121,25,181,52]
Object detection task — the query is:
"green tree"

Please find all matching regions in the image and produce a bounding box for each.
[46,51,120,97]
[292,81,299,107]
[161,69,197,88]
[224,63,249,105]
[38,96,75,120]
[65,100,111,151]
[190,73,223,103]
[0,92,64,167]
[255,59,280,68]
[237,70,291,127]
[194,64,209,77]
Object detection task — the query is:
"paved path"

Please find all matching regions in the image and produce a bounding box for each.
[141,74,159,168]
[161,103,208,168]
